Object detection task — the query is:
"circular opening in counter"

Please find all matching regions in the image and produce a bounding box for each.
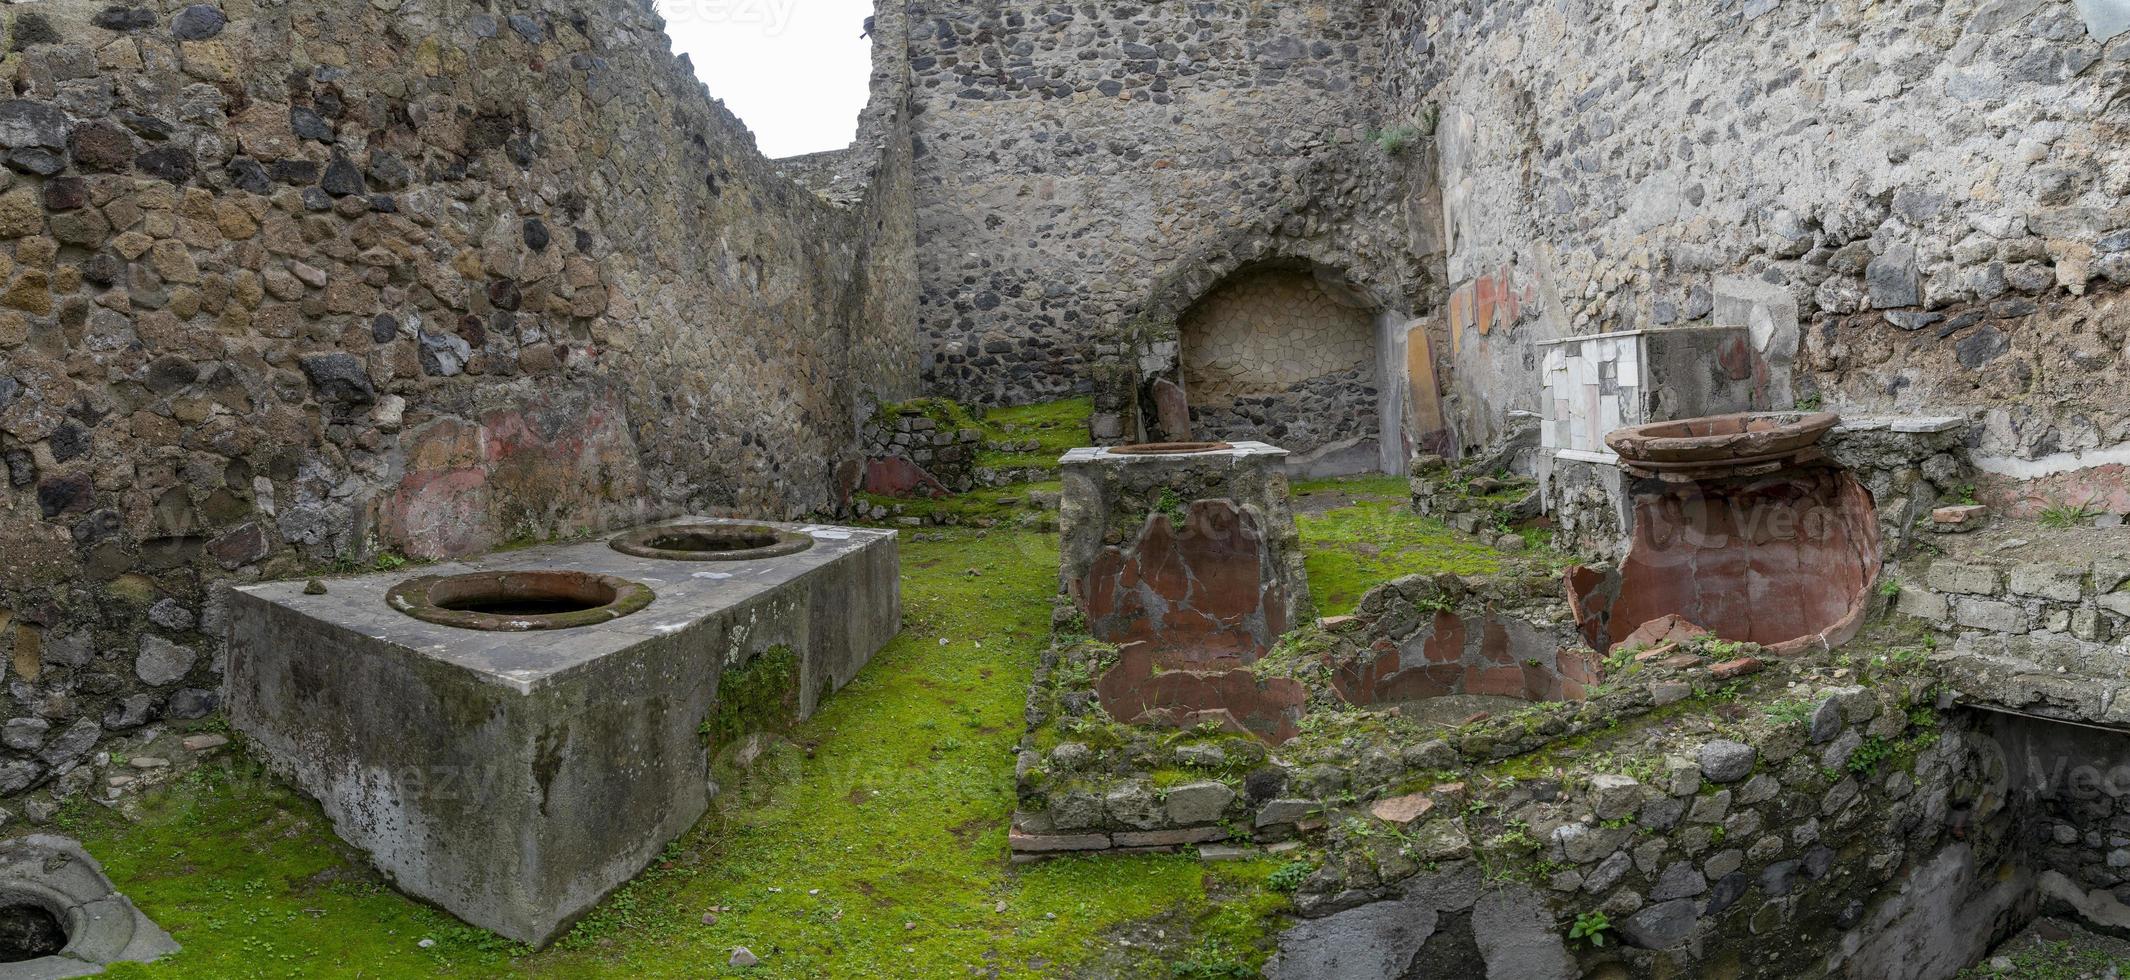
[1106,442,1235,456]
[0,897,67,963]
[387,570,654,632]
[609,524,814,562]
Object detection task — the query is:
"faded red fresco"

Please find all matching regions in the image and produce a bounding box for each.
[860,456,949,498]
[1329,609,1597,706]
[376,393,644,560]
[1094,642,1309,744]
[1079,500,1289,665]
[1978,463,2130,520]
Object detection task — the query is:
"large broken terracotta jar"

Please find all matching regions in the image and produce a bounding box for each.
[1570,413,1882,656]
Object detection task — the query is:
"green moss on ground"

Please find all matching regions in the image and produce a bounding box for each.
[874,396,983,437]
[1294,481,1505,617]
[73,526,1282,979]
[1958,935,2130,979]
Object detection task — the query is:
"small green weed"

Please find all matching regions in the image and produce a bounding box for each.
[1569,910,1614,948]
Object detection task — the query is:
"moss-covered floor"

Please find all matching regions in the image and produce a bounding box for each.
[58,461,1513,979]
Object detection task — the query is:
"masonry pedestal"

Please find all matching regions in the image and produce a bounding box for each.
[225,519,899,946]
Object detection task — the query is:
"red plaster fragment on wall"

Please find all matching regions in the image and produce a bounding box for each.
[860,456,949,498]
[378,392,644,561]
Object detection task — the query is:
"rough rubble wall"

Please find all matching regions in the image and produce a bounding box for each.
[1270,683,2030,980]
[0,0,915,802]
[902,0,1443,417]
[1383,0,2130,482]
[1986,710,2130,935]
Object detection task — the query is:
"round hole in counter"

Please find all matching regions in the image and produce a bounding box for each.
[0,897,67,963]
[609,524,814,562]
[387,570,654,632]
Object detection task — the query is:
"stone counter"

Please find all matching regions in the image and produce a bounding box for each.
[225,519,899,945]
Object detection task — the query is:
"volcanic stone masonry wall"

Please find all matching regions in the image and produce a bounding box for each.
[0,0,916,802]
[900,0,1444,416]
[1383,0,2130,491]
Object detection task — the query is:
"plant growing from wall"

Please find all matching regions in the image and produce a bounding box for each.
[2038,495,2103,529]
[1155,487,1189,527]
[1368,125,1421,156]
[1569,910,1614,948]
[1764,698,1813,726]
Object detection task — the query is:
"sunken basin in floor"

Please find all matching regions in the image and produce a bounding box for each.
[225,519,899,946]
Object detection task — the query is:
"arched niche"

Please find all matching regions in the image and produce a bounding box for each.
[1131,252,1434,478]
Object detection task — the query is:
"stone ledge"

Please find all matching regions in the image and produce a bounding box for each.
[1008,828,1112,853]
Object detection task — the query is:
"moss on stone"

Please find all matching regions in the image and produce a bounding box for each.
[974,397,1095,474]
[702,644,800,753]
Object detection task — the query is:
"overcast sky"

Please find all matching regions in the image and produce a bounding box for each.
[656,0,875,159]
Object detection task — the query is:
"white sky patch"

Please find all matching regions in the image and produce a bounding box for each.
[655,0,875,159]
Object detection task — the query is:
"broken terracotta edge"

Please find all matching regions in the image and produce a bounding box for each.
[1606,411,1841,463]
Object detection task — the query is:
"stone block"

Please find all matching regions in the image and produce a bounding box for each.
[1164,780,1236,825]
[1369,791,1435,825]
[2095,559,2130,595]
[2009,564,2086,602]
[1649,861,1708,901]
[1688,790,1732,825]
[227,520,900,946]
[1665,756,1702,796]
[1928,561,2001,596]
[1105,783,1165,830]
[1255,798,1318,827]
[1709,657,1763,679]
[1620,898,1699,949]
[1554,822,1632,864]
[1590,774,1644,820]
[1931,504,1988,529]
[1115,826,1228,847]
[1895,586,1950,623]
[1954,597,2029,633]
[2072,606,2104,641]
[1009,829,1110,853]
[1698,741,1756,783]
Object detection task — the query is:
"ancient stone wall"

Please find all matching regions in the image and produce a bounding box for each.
[1989,711,2130,928]
[0,0,916,802]
[1266,673,2028,979]
[1382,0,2130,491]
[900,0,1442,425]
